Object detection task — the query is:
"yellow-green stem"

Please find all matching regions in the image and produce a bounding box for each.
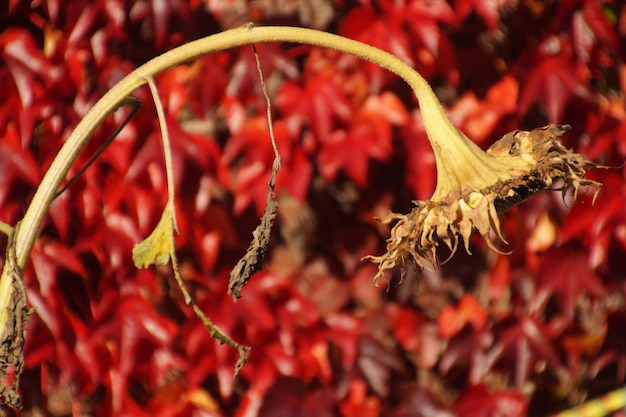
[1,25,507,324]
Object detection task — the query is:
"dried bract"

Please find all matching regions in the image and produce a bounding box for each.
[365,124,602,284]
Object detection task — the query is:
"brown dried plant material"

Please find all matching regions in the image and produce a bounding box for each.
[0,223,33,409]
[365,124,602,284]
[228,45,281,301]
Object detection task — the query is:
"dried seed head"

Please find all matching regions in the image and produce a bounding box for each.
[365,124,602,284]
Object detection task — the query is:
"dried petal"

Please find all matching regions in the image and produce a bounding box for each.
[365,124,602,283]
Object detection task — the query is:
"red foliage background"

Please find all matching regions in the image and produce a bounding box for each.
[1,1,625,416]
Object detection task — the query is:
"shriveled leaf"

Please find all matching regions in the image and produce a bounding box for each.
[228,45,281,301]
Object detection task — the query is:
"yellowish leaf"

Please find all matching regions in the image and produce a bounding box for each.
[132,202,175,268]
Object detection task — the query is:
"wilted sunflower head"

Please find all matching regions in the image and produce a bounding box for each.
[365,124,602,284]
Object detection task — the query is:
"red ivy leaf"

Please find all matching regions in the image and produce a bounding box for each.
[277,74,352,142]
[569,0,619,62]
[339,379,381,417]
[454,385,528,417]
[339,7,414,89]
[449,75,518,145]
[439,327,496,385]
[490,315,565,389]
[0,123,40,207]
[454,0,510,31]
[379,0,458,56]
[438,294,488,339]
[517,36,594,123]
[316,91,409,186]
[533,247,608,322]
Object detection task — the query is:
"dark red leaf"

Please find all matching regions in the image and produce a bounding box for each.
[517,36,595,123]
[454,385,528,417]
[533,247,608,322]
[454,0,509,31]
[259,378,334,417]
[339,379,381,417]
[491,315,565,389]
[437,295,488,339]
[439,327,496,385]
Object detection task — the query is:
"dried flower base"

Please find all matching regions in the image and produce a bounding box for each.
[365,124,602,284]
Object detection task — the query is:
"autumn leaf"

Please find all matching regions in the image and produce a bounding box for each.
[533,247,608,322]
[517,37,594,123]
[454,385,528,417]
[132,202,176,268]
[438,294,488,339]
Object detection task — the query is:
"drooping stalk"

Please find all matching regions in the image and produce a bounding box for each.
[2,27,492,386]
[5,25,500,271]
[0,25,602,400]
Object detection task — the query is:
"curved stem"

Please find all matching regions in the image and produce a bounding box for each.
[8,25,463,269]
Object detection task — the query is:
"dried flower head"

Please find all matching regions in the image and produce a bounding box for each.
[365,124,602,284]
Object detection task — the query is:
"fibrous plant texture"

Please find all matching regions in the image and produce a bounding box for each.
[366,124,602,282]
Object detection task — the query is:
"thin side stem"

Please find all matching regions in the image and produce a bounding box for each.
[145,76,178,231]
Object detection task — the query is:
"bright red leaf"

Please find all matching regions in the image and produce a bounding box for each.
[517,36,595,123]
[438,294,488,339]
[454,385,528,417]
[533,247,608,322]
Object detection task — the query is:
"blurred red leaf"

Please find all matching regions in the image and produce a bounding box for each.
[127,0,190,47]
[400,111,437,199]
[491,315,565,390]
[358,335,405,397]
[339,7,414,89]
[0,28,59,107]
[339,379,381,417]
[379,0,458,56]
[223,116,311,214]
[533,247,608,322]
[0,124,41,207]
[439,327,496,385]
[318,92,408,185]
[389,385,455,417]
[449,75,518,145]
[454,0,511,31]
[582,97,626,161]
[559,174,626,269]
[277,73,352,142]
[258,378,334,417]
[592,310,626,381]
[517,36,594,123]
[389,304,425,352]
[454,385,528,417]
[438,295,488,339]
[488,254,512,303]
[568,0,620,62]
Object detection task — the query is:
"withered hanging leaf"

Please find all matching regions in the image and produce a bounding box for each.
[131,200,250,375]
[228,45,281,302]
[0,223,34,409]
[132,202,176,268]
[365,124,603,284]
[228,160,279,301]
